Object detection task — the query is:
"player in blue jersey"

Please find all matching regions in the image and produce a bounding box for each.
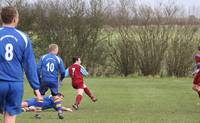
[0,6,43,123]
[37,44,65,119]
[21,93,73,114]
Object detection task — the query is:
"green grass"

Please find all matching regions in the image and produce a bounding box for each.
[5,77,200,123]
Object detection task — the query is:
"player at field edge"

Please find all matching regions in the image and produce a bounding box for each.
[0,6,43,123]
[21,93,73,113]
[65,56,97,110]
[37,44,65,119]
[192,46,200,97]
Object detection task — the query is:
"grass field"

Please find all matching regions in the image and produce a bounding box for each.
[4,77,200,123]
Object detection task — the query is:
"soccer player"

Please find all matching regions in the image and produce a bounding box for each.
[37,44,65,119]
[21,93,73,114]
[65,56,97,110]
[0,6,43,123]
[192,46,200,97]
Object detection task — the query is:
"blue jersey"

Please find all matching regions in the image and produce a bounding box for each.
[26,95,55,110]
[37,53,65,82]
[0,26,39,89]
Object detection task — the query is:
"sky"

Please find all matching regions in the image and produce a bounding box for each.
[24,0,200,16]
[141,0,200,8]
[136,0,200,16]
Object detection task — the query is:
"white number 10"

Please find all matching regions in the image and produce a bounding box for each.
[46,62,55,72]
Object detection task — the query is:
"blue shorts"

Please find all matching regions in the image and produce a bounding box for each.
[0,82,23,116]
[39,81,58,96]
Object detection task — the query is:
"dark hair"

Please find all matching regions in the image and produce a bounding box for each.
[57,93,64,97]
[1,6,18,24]
[72,56,80,63]
[198,46,200,51]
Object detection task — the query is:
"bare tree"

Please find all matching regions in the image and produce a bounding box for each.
[166,26,198,77]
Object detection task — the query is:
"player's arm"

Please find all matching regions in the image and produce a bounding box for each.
[65,68,69,77]
[59,58,65,82]
[37,57,43,82]
[23,36,42,99]
[80,65,89,76]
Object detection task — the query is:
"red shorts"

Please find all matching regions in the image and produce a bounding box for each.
[193,72,200,85]
[72,81,84,89]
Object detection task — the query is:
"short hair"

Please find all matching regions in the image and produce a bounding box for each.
[1,6,18,24]
[72,56,80,63]
[48,44,58,52]
[198,46,200,51]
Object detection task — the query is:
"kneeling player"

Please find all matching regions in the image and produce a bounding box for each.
[21,93,72,118]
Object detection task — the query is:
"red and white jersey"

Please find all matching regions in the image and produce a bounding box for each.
[68,64,83,83]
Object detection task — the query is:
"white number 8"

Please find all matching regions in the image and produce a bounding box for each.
[5,43,13,61]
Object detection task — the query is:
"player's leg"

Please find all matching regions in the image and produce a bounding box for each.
[4,83,23,123]
[3,113,16,123]
[192,84,200,97]
[0,82,9,121]
[61,106,73,112]
[193,72,200,97]
[33,86,47,119]
[51,86,64,119]
[39,83,48,96]
[83,84,97,102]
[72,88,84,110]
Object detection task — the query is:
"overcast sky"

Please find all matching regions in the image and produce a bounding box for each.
[139,0,200,7]
[29,0,200,16]
[136,0,200,16]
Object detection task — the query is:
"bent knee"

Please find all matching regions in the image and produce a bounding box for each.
[192,84,200,91]
[77,89,84,95]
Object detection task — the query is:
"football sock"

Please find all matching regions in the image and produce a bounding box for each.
[84,87,93,99]
[34,99,43,118]
[75,94,82,105]
[35,99,43,110]
[54,97,62,111]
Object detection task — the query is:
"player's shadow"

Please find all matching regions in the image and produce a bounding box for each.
[26,109,61,120]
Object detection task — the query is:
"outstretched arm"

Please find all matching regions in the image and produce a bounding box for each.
[80,65,89,76]
[65,68,69,77]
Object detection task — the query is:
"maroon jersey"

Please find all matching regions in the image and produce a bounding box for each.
[68,64,84,89]
[195,54,200,68]
[193,72,200,85]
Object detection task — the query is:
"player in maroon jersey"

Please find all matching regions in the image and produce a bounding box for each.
[65,56,97,110]
[192,46,200,97]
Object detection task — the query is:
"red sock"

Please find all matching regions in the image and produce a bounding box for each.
[84,87,93,99]
[75,94,82,105]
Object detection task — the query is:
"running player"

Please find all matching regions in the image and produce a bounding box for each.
[37,44,65,119]
[193,46,200,97]
[65,56,97,110]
